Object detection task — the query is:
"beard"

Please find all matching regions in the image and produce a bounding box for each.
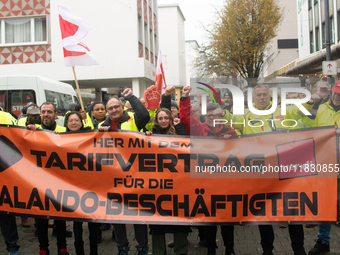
[224,101,232,107]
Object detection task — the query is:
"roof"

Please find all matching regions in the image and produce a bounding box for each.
[158,4,186,21]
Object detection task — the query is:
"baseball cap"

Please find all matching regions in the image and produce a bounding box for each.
[27,106,40,115]
[332,80,340,93]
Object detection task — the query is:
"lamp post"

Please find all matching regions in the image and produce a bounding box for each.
[324,0,333,85]
[324,0,331,61]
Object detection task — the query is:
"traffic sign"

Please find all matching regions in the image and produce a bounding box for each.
[322,61,337,76]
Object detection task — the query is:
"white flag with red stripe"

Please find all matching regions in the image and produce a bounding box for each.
[59,5,99,67]
[156,50,167,94]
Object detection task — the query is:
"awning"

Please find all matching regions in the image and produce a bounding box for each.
[265,43,340,81]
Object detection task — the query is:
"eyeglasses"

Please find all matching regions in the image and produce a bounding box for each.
[107,105,121,111]
[68,119,80,123]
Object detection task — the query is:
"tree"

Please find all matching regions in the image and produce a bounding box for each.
[198,0,284,83]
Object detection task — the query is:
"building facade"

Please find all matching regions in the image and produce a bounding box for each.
[298,0,340,57]
[158,4,186,100]
[158,4,187,102]
[0,0,160,98]
[262,0,299,78]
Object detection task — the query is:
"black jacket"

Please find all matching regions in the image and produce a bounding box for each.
[102,94,150,131]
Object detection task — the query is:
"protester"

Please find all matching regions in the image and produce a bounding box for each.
[20,105,40,126]
[71,102,111,240]
[99,88,150,255]
[27,102,69,255]
[17,105,41,228]
[139,97,146,106]
[146,106,189,255]
[0,110,20,255]
[0,109,17,125]
[125,101,134,112]
[213,84,321,255]
[64,103,92,129]
[300,81,337,255]
[223,91,233,112]
[179,86,237,255]
[17,102,35,125]
[171,100,179,117]
[89,101,106,129]
[191,102,205,123]
[63,111,99,255]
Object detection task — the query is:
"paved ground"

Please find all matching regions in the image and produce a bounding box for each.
[1,218,340,254]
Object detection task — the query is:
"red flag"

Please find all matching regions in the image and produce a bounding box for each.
[156,50,167,94]
[58,5,99,67]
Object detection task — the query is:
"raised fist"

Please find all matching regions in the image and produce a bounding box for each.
[121,88,132,97]
[165,86,175,96]
[173,118,181,125]
[182,86,191,97]
[144,73,163,110]
[213,107,225,117]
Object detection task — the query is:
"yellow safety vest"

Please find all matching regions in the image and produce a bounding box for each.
[222,103,313,134]
[37,124,66,133]
[301,102,340,128]
[0,111,16,125]
[99,112,139,131]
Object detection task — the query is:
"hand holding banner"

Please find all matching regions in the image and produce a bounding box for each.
[144,73,163,110]
[0,126,338,224]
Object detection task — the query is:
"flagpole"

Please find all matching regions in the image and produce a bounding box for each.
[72,66,84,111]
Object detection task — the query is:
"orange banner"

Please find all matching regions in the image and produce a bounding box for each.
[0,125,338,225]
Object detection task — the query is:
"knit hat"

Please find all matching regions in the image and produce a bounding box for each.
[171,100,179,109]
[224,91,233,99]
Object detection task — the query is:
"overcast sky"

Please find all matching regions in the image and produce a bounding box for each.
[157,0,224,45]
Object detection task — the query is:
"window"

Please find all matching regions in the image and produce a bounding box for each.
[330,16,334,43]
[315,26,320,50]
[321,0,325,22]
[138,14,143,43]
[73,96,79,105]
[309,0,313,9]
[4,90,36,118]
[277,39,298,49]
[144,22,148,49]
[309,8,313,31]
[337,10,340,42]
[0,16,47,46]
[314,3,319,26]
[150,29,153,54]
[34,17,46,42]
[330,0,334,15]
[0,91,5,110]
[154,33,158,54]
[322,22,325,46]
[310,31,314,53]
[45,90,72,116]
